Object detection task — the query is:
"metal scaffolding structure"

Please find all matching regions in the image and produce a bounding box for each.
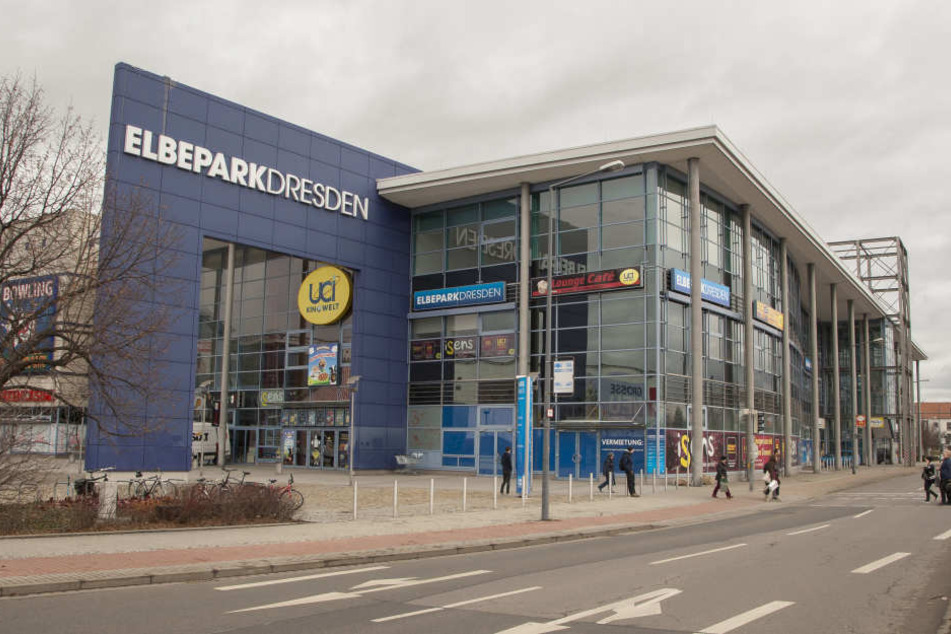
[828,237,917,465]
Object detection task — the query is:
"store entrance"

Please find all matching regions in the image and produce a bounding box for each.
[281,428,350,469]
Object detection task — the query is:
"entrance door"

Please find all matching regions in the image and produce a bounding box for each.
[557,432,598,478]
[478,430,513,476]
[322,430,336,468]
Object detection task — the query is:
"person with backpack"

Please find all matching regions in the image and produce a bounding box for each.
[940,449,951,505]
[922,457,938,502]
[598,452,615,493]
[712,455,733,499]
[619,446,639,497]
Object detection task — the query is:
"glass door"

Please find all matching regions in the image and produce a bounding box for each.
[478,430,513,476]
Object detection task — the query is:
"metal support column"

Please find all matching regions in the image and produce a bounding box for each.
[688,157,703,486]
[848,300,857,473]
[809,264,820,473]
[831,284,841,470]
[864,315,873,466]
[781,240,792,475]
[518,183,531,378]
[217,242,235,468]
[743,206,756,489]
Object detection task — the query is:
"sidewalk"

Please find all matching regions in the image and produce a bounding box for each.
[0,465,917,597]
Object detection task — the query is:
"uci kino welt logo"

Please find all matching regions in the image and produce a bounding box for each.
[297,266,352,325]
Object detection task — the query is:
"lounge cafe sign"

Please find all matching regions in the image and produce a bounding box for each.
[531,267,642,298]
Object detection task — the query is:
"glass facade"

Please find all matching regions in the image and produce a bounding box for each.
[197,238,355,468]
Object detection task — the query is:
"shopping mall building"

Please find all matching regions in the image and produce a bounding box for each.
[82,63,925,478]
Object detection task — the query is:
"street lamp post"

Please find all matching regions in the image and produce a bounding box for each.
[347,374,361,486]
[541,159,625,521]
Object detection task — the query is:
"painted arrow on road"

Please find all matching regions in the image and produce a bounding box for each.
[493,588,682,633]
[228,570,492,613]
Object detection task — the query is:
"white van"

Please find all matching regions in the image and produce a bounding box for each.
[192,422,228,465]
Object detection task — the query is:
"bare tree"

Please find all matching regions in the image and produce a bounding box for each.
[0,73,182,491]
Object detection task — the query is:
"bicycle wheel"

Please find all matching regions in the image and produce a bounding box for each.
[127,480,142,499]
[132,481,150,499]
[279,488,304,511]
[160,480,180,498]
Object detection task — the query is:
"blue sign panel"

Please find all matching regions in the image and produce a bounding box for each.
[600,429,646,473]
[0,275,58,373]
[413,282,505,311]
[668,269,731,308]
[516,375,533,495]
[647,428,666,474]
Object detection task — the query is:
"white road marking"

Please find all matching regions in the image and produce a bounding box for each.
[372,586,541,623]
[786,524,829,536]
[696,600,795,633]
[227,570,492,613]
[492,588,682,633]
[853,509,873,518]
[215,565,389,591]
[650,543,747,565]
[934,528,951,541]
[851,552,911,574]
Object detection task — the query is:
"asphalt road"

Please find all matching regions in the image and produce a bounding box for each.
[1,473,949,634]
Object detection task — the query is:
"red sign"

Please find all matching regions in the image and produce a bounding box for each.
[531,267,642,298]
[0,388,54,402]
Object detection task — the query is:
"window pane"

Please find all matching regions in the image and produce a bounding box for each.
[601,323,645,350]
[601,247,641,270]
[415,230,443,253]
[412,317,442,338]
[447,205,479,226]
[447,314,477,336]
[559,228,598,255]
[447,247,478,270]
[602,222,644,249]
[482,311,515,332]
[483,219,516,241]
[483,198,517,220]
[414,252,442,275]
[560,182,597,207]
[603,197,645,224]
[560,204,598,230]
[602,174,644,200]
[414,211,443,232]
[602,296,645,324]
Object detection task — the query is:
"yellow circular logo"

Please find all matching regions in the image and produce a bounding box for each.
[297,265,352,325]
[619,268,640,286]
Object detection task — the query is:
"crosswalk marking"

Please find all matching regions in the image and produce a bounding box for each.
[372,586,541,623]
[650,543,746,565]
[215,566,389,591]
[851,552,911,574]
[696,600,795,633]
[227,570,492,613]
[787,524,829,536]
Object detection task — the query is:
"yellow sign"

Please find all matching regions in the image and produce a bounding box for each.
[619,268,641,286]
[297,265,352,325]
[754,301,784,331]
[870,417,885,429]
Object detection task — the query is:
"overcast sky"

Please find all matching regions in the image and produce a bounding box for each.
[3,0,949,399]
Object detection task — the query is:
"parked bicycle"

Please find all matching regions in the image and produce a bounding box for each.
[190,468,250,501]
[127,472,180,500]
[264,474,304,511]
[73,467,115,499]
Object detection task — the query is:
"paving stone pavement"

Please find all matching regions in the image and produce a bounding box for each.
[0,464,916,597]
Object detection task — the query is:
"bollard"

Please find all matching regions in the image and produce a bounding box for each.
[353,480,358,520]
[429,478,435,515]
[652,469,656,494]
[640,469,644,495]
[493,476,498,509]
[393,480,398,519]
[98,481,118,521]
[463,477,467,512]
[589,473,594,501]
[568,474,573,503]
[665,471,668,492]
[609,472,614,499]
[676,466,680,490]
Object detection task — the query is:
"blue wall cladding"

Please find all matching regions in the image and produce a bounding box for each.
[88,63,417,472]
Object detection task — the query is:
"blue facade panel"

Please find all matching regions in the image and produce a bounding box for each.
[88,63,416,472]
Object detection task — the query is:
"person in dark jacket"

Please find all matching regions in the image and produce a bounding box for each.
[619,446,639,497]
[500,446,513,495]
[940,449,951,505]
[763,450,781,501]
[598,453,615,493]
[922,457,938,502]
[712,455,733,499]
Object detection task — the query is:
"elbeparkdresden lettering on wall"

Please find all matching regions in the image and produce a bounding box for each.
[123,125,370,220]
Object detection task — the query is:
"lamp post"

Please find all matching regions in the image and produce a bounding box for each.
[347,374,361,486]
[541,159,625,521]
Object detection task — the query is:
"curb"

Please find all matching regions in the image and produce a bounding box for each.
[0,521,663,598]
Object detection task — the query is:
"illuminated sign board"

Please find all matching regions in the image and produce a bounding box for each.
[297,266,353,325]
[531,267,642,298]
[123,125,369,220]
[667,269,731,307]
[753,301,784,331]
[413,282,505,311]
[1,274,58,373]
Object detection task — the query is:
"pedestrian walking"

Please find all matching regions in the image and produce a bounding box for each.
[619,446,639,497]
[598,453,615,493]
[763,449,781,501]
[922,456,938,502]
[940,449,951,505]
[500,446,513,495]
[712,455,733,499]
